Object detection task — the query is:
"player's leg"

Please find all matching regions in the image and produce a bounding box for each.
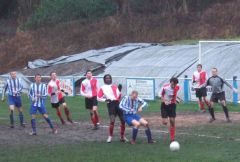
[92,97,100,126]
[106,102,116,143]
[208,94,216,123]
[168,103,176,142]
[52,103,65,125]
[139,118,154,143]
[196,89,205,112]
[42,113,58,134]
[30,113,37,135]
[16,97,25,127]
[61,99,73,123]
[9,105,15,128]
[219,92,231,122]
[130,118,141,144]
[161,102,168,125]
[117,106,127,142]
[169,117,176,142]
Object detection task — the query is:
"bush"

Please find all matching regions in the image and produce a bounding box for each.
[25,0,117,28]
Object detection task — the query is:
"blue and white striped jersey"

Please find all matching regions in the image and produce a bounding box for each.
[3,78,23,96]
[29,83,47,107]
[119,95,148,114]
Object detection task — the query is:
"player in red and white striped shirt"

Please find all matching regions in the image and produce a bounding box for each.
[192,64,210,112]
[48,72,73,125]
[160,78,180,142]
[81,70,100,130]
[98,74,127,143]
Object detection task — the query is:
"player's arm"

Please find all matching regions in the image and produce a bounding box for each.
[1,81,8,101]
[137,97,148,112]
[41,84,48,99]
[221,77,238,92]
[160,87,168,104]
[47,84,55,96]
[17,78,23,94]
[119,96,131,113]
[97,87,107,102]
[80,82,88,97]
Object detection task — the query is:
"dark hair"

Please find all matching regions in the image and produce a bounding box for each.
[50,71,56,76]
[212,67,218,71]
[197,64,202,68]
[170,77,179,84]
[103,74,112,84]
[85,70,92,76]
[35,74,41,78]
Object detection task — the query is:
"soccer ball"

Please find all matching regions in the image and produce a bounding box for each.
[170,141,180,151]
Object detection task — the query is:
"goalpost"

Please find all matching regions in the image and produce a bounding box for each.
[198,40,240,64]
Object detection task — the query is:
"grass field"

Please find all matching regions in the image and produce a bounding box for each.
[0,95,240,162]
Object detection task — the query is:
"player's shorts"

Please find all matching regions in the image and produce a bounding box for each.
[210,91,226,103]
[8,95,22,108]
[85,96,98,109]
[107,100,124,122]
[161,103,176,118]
[195,87,207,98]
[51,97,65,108]
[124,114,141,126]
[30,105,47,115]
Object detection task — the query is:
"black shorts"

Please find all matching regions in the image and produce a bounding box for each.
[85,96,98,109]
[107,100,124,122]
[161,103,176,118]
[51,98,65,108]
[211,92,226,103]
[195,87,207,98]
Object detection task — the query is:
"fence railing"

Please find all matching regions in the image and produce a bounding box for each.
[0,75,239,104]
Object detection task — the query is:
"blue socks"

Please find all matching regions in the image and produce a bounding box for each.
[19,112,24,125]
[132,128,138,141]
[145,128,152,142]
[45,117,54,129]
[10,110,14,126]
[31,119,36,133]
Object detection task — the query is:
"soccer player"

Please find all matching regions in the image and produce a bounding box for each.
[206,68,237,123]
[192,64,210,112]
[28,74,57,135]
[48,72,73,125]
[119,90,154,144]
[1,71,25,128]
[160,77,180,142]
[81,70,100,130]
[98,74,128,143]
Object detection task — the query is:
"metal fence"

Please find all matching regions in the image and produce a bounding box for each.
[0,75,239,104]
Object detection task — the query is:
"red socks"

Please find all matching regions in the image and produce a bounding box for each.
[120,122,125,138]
[93,110,99,124]
[169,126,176,141]
[109,122,114,136]
[64,106,72,122]
[56,109,65,124]
[199,101,205,110]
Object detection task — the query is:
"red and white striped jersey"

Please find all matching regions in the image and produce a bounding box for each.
[160,83,180,104]
[80,78,98,98]
[192,70,208,88]
[47,79,63,103]
[97,84,121,102]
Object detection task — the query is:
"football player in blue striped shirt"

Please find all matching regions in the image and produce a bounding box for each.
[1,71,25,128]
[119,90,154,144]
[28,74,57,135]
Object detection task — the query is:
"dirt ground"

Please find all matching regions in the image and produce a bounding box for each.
[1,112,240,146]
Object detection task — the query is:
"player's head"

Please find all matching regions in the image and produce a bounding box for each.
[103,74,112,85]
[50,71,57,80]
[197,64,202,72]
[35,74,42,83]
[170,77,179,88]
[85,70,92,79]
[131,90,138,100]
[212,68,218,76]
[9,71,17,79]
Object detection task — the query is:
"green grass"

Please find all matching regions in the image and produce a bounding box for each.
[0,95,240,162]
